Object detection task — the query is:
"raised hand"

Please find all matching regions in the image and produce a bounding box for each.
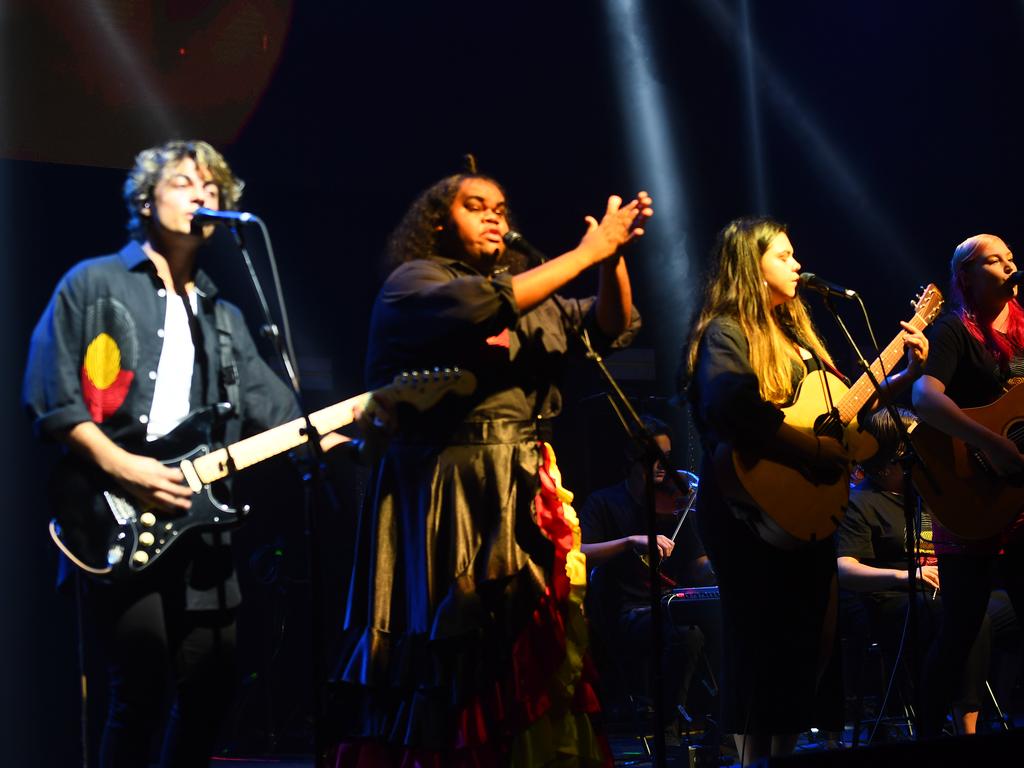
[578,190,653,266]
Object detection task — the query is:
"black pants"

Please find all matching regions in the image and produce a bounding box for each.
[867,590,989,712]
[618,604,706,718]
[921,546,1024,736]
[87,580,237,768]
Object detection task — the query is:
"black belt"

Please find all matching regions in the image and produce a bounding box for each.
[397,418,547,446]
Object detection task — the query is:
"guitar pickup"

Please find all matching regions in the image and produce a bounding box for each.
[179,459,203,493]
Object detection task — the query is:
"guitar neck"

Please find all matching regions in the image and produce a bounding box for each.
[836,314,926,424]
[190,392,372,484]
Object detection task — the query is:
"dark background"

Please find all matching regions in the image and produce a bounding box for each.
[4,1,1024,763]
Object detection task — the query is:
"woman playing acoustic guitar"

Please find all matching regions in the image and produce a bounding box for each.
[912,233,1024,736]
[682,217,927,765]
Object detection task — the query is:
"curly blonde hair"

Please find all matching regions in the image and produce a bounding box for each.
[123,140,244,240]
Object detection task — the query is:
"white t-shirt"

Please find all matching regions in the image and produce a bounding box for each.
[146,290,198,441]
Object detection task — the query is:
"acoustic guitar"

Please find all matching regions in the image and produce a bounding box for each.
[911,383,1024,540]
[721,285,944,548]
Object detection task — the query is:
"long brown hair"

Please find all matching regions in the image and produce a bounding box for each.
[685,216,833,405]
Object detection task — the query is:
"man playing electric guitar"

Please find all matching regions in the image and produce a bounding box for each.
[23,141,348,768]
[912,233,1024,737]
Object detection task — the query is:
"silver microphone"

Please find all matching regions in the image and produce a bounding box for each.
[798,272,858,300]
[192,207,258,225]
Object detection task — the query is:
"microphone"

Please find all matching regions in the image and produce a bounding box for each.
[1005,271,1024,289]
[798,272,858,300]
[503,231,547,265]
[191,207,258,225]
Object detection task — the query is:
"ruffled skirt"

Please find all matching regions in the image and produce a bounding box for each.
[329,429,608,767]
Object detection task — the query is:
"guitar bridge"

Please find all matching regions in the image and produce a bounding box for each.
[104,491,138,525]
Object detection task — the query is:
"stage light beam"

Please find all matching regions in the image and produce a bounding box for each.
[603,0,696,394]
[697,0,911,260]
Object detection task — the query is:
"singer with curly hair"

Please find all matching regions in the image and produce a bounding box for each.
[330,171,651,766]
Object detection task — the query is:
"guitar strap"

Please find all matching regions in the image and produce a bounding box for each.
[213,301,242,420]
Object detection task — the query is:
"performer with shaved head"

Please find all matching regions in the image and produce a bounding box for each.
[913,233,1024,736]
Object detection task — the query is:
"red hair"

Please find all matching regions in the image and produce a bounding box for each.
[950,234,1024,370]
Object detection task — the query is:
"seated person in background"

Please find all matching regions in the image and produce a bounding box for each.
[580,415,716,736]
[836,407,993,734]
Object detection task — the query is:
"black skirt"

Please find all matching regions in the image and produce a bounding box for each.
[695,464,844,736]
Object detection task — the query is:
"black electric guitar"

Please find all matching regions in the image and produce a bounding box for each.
[49,368,476,582]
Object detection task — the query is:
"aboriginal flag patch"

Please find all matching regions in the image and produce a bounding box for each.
[80,297,140,423]
[81,333,134,422]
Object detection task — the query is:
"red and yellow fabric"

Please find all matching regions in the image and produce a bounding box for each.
[330,442,609,768]
[448,442,608,766]
[503,441,607,766]
[80,332,134,423]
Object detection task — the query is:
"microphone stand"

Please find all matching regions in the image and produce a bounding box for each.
[226,221,332,765]
[511,239,692,768]
[819,294,936,742]
[578,324,694,768]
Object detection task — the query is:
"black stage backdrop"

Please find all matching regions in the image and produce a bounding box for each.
[4,1,1024,763]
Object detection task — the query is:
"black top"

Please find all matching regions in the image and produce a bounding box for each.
[687,317,796,455]
[580,481,705,613]
[920,310,1024,549]
[924,312,1024,408]
[24,242,301,608]
[334,254,642,746]
[24,242,300,448]
[365,256,641,434]
[836,483,910,573]
[684,314,846,734]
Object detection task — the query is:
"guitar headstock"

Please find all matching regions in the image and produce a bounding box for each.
[380,367,478,411]
[912,284,943,326]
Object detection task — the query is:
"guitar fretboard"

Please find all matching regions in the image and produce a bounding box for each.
[836,313,927,425]
[191,392,371,484]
